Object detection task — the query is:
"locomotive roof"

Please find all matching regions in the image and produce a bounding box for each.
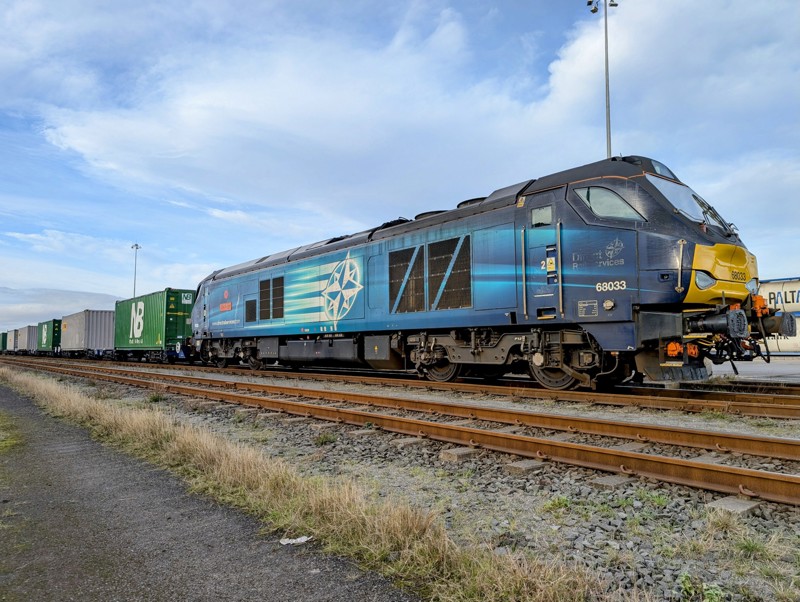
[526,155,682,192]
[204,155,667,283]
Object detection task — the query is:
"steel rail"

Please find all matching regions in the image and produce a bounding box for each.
[246,368,800,417]
[12,361,800,505]
[678,380,800,397]
[619,384,800,405]
[37,360,800,462]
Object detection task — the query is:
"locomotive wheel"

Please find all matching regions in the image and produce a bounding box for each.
[425,360,462,382]
[529,365,580,390]
[247,356,262,370]
[215,357,228,369]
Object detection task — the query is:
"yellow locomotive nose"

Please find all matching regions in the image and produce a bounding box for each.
[684,243,758,305]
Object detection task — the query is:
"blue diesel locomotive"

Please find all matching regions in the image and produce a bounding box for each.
[190,156,795,389]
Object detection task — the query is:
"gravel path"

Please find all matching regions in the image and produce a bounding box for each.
[0,384,418,602]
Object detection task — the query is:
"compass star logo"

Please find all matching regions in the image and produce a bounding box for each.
[322,252,364,327]
[605,237,624,259]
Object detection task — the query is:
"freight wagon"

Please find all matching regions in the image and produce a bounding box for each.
[114,288,196,363]
[61,310,115,358]
[760,278,800,354]
[16,325,38,355]
[36,319,62,356]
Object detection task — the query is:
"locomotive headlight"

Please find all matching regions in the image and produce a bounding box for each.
[694,271,717,290]
[745,278,758,295]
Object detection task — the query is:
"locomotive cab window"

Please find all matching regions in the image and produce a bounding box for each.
[574,187,644,221]
[650,159,677,180]
[645,174,733,234]
[531,205,552,227]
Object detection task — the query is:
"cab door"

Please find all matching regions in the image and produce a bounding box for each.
[520,188,565,322]
[563,182,642,325]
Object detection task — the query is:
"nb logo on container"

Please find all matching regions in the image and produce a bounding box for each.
[130,302,145,338]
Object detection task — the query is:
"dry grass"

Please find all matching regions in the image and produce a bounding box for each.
[0,367,655,602]
[0,410,21,453]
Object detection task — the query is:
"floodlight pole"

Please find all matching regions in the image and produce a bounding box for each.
[603,0,612,158]
[131,243,141,297]
[589,0,618,158]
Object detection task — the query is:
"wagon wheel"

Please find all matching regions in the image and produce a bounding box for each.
[247,356,262,371]
[529,365,580,390]
[215,357,228,369]
[425,359,462,382]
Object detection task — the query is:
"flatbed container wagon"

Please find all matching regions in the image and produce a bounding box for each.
[760,278,800,354]
[36,319,62,355]
[61,310,115,358]
[17,325,38,355]
[114,288,195,363]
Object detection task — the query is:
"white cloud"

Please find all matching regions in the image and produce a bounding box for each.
[0,251,211,307]
[34,1,797,218]
[621,4,797,157]
[0,287,120,332]
[4,229,120,258]
[0,229,209,297]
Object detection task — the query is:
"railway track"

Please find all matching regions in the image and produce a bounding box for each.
[675,379,800,398]
[5,357,800,506]
[205,365,800,418]
[6,356,800,417]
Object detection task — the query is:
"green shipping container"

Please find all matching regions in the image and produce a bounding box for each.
[114,288,195,361]
[37,319,62,353]
[1,332,7,353]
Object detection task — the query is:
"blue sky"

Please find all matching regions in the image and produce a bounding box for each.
[1,0,799,332]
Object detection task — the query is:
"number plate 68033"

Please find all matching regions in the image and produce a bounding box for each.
[595,280,627,292]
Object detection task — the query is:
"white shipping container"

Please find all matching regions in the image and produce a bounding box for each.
[11,329,19,352]
[61,310,115,356]
[760,278,800,313]
[17,325,38,354]
[759,278,800,354]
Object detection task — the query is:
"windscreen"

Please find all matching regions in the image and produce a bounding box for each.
[645,174,733,233]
